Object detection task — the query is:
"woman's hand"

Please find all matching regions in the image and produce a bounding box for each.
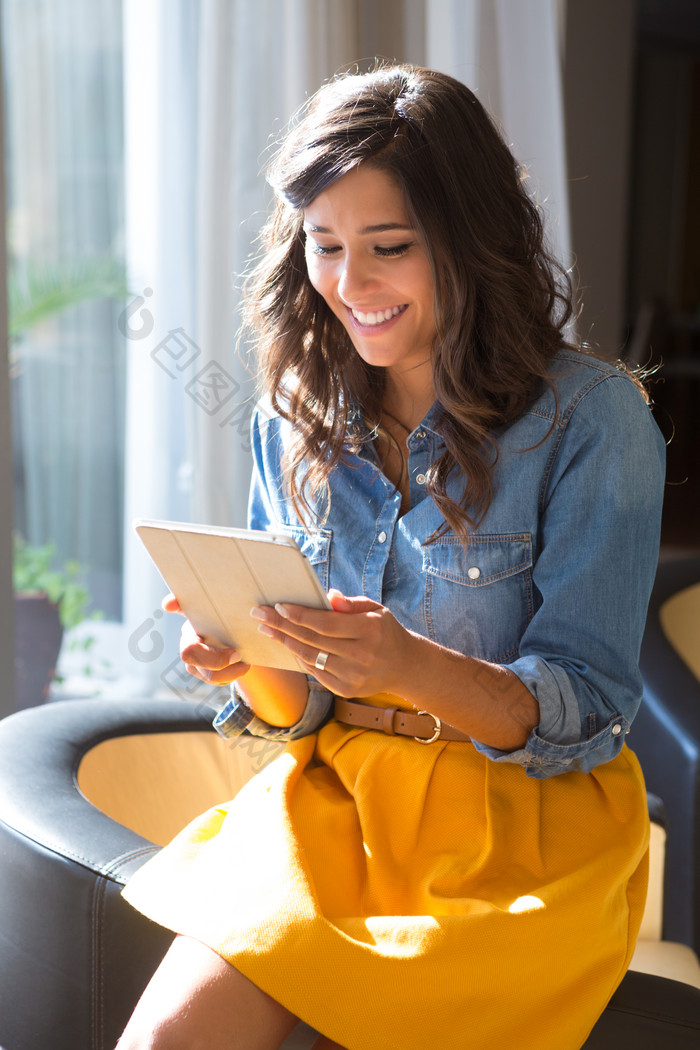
[163,594,310,727]
[251,589,539,749]
[162,594,252,686]
[251,589,420,699]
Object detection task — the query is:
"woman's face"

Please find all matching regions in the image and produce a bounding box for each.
[303,165,436,389]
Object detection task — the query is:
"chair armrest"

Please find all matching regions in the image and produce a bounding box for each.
[647,792,666,829]
[0,697,213,881]
[583,971,700,1048]
[0,697,214,1050]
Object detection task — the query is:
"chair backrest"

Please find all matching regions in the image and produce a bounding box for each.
[660,582,700,681]
[634,556,700,953]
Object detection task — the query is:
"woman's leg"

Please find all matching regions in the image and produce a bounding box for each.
[116,934,299,1050]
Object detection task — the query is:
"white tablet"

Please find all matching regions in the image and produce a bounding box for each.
[134,518,332,672]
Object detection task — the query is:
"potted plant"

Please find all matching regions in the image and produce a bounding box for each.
[13,535,92,709]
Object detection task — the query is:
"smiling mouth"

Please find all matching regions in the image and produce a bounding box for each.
[350,304,408,327]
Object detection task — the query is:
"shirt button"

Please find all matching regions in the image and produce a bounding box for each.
[611,724,622,737]
[467,566,481,580]
[416,430,427,440]
[377,531,387,544]
[416,473,427,485]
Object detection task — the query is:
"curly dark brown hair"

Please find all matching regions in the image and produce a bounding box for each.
[242,63,579,543]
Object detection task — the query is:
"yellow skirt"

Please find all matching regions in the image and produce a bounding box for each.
[122,697,649,1050]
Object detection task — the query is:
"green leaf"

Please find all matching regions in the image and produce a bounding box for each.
[13,533,92,630]
[8,255,129,340]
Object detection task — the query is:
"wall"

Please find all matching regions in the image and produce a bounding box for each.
[563,0,637,358]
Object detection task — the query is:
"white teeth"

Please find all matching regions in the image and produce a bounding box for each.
[351,305,406,326]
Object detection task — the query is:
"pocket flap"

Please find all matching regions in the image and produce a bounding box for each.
[424,533,533,586]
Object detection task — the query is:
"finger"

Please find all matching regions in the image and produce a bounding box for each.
[299,646,343,676]
[255,601,379,640]
[327,591,381,614]
[162,594,183,614]
[182,645,242,670]
[248,608,344,668]
[253,611,352,660]
[184,661,251,687]
[253,617,341,660]
[181,632,242,670]
[299,649,370,698]
[185,662,215,684]
[250,605,327,647]
[254,620,372,689]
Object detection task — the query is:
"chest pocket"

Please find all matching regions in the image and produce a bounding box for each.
[277,525,332,594]
[422,533,534,663]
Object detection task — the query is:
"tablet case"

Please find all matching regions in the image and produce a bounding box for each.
[134,519,331,672]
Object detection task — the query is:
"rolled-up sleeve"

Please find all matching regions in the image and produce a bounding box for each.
[213,677,334,742]
[472,373,665,778]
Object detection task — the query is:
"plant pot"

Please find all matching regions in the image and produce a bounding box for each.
[14,593,64,710]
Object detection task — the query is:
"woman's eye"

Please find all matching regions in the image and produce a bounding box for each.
[374,243,412,257]
[307,241,413,258]
[309,243,340,256]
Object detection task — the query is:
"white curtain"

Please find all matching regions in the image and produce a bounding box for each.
[121,0,569,692]
[121,0,367,690]
[425,0,571,268]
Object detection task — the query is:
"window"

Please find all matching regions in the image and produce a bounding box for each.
[5,0,126,622]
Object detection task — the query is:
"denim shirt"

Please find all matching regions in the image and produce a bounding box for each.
[214,350,665,778]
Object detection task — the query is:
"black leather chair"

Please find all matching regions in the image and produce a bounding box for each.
[1,554,700,1050]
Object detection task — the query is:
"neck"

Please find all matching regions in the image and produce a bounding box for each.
[382,371,434,433]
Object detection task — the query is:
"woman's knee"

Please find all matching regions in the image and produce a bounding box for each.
[116,1013,186,1050]
[115,935,299,1049]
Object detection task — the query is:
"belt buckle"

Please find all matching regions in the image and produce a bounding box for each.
[413,710,442,744]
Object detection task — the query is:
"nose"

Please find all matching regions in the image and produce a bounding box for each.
[337,252,378,305]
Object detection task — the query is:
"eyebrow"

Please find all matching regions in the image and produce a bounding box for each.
[304,222,414,235]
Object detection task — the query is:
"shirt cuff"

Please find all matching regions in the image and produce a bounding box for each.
[212,677,334,743]
[470,655,631,778]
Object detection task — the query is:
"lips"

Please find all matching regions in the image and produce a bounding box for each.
[350,304,408,327]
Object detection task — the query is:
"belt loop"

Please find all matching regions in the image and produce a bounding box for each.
[382,707,398,735]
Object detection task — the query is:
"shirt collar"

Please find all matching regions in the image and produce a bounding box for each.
[347,399,443,440]
[416,401,443,439]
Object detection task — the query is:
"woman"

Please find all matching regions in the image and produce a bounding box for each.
[119,65,665,1050]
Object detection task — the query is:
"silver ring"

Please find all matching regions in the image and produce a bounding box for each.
[314,650,329,671]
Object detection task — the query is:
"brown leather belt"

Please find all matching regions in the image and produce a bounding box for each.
[334,698,472,744]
